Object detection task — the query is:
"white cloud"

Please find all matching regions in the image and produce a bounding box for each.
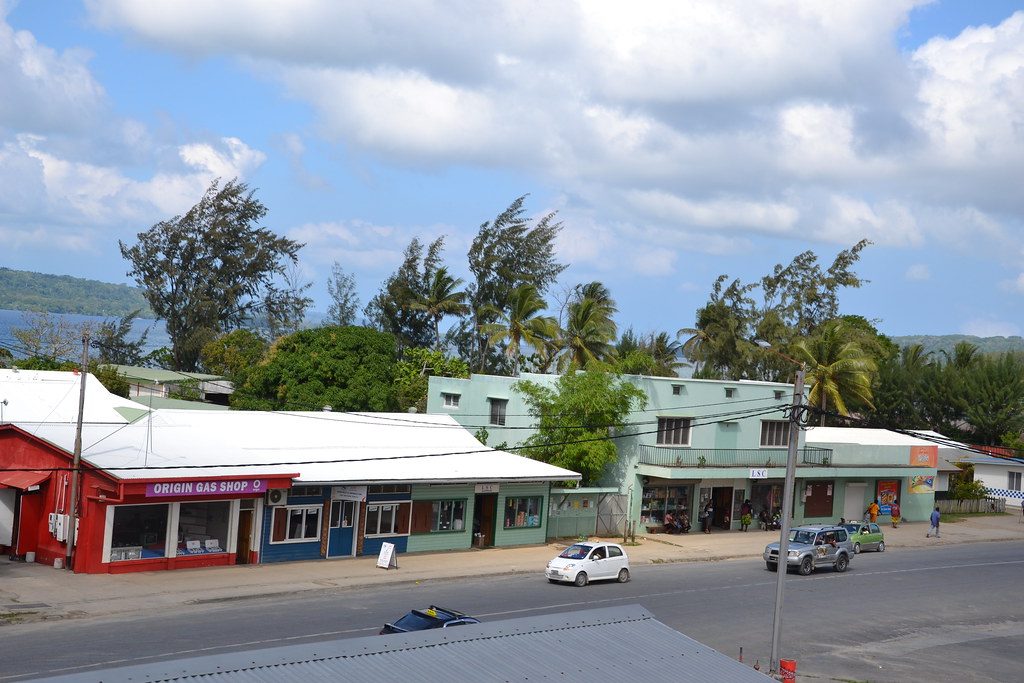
[905,264,930,281]
[0,9,107,132]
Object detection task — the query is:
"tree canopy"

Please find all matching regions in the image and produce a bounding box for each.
[515,369,647,485]
[231,326,398,412]
[119,178,310,372]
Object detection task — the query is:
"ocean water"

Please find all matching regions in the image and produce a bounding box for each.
[0,309,170,360]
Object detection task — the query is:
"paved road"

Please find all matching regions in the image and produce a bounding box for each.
[2,540,1022,682]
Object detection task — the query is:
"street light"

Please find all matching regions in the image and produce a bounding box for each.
[755,340,806,675]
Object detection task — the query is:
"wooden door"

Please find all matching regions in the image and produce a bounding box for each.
[235,509,252,564]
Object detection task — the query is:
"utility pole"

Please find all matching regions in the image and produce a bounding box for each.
[66,334,89,571]
[768,364,805,674]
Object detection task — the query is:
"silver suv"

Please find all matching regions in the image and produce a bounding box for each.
[763,525,854,575]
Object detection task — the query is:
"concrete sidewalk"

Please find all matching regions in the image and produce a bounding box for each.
[2,514,1021,625]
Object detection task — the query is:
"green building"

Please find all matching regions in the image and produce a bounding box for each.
[427,372,938,536]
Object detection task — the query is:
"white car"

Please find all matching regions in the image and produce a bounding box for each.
[545,541,630,586]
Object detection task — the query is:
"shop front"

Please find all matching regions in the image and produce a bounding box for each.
[89,474,294,574]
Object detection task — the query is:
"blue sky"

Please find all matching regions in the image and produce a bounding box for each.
[3,0,1024,340]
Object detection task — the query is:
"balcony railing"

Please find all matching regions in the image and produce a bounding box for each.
[637,444,834,468]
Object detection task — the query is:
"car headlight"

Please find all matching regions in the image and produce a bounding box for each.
[564,563,576,569]
[788,550,800,557]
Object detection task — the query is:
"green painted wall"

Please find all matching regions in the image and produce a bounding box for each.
[406,484,475,553]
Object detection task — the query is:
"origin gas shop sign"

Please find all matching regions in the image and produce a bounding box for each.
[145,479,269,497]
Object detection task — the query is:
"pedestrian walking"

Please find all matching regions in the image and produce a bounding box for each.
[927,506,941,537]
[890,500,901,528]
[866,499,880,523]
[740,499,753,532]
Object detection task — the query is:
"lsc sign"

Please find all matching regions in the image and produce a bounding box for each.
[749,468,768,479]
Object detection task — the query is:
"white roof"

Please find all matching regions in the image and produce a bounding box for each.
[805,426,937,447]
[5,371,580,484]
[0,369,148,425]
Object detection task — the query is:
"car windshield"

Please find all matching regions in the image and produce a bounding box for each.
[842,524,860,534]
[559,544,593,559]
[789,530,816,545]
[392,611,442,631]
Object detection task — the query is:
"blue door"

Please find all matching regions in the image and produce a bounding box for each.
[327,500,357,557]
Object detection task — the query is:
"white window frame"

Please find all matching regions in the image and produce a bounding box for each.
[442,393,460,408]
[760,420,790,447]
[657,417,691,446]
[365,502,409,537]
[1009,471,1022,491]
[270,505,322,544]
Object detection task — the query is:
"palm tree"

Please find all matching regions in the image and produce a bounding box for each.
[791,320,878,426]
[407,266,470,351]
[556,297,617,371]
[478,284,557,376]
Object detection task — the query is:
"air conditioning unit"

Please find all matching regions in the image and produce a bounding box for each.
[266,489,289,506]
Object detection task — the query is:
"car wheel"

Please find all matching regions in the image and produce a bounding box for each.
[877,541,885,552]
[617,568,630,583]
[835,554,849,573]
[798,557,813,576]
[853,542,861,554]
[574,571,588,587]
[766,561,778,572]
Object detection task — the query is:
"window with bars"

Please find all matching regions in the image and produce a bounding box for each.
[657,417,691,445]
[761,421,790,447]
[489,398,508,426]
[442,393,460,408]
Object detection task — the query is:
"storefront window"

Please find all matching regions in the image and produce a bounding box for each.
[111,504,169,561]
[366,503,397,535]
[504,497,541,528]
[270,506,321,543]
[176,501,230,555]
[431,500,466,532]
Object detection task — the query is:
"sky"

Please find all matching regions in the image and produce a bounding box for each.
[2,0,1024,340]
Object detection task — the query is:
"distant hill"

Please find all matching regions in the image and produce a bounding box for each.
[889,334,1024,357]
[0,268,154,318]
[2,268,1023,356]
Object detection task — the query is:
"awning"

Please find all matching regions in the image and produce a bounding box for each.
[0,470,50,490]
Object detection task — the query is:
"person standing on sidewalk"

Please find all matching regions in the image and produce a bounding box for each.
[890,500,901,528]
[701,501,714,534]
[927,506,941,538]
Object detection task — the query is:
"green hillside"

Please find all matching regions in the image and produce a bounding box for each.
[889,334,1024,357]
[0,268,154,318]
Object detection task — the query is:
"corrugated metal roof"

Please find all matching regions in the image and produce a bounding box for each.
[37,605,772,682]
[4,370,580,484]
[805,426,937,447]
[0,369,146,425]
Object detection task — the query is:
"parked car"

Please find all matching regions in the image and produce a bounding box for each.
[842,521,885,553]
[379,605,480,634]
[546,541,630,586]
[763,525,854,575]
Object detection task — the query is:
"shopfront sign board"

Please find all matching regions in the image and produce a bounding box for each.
[376,542,398,570]
[331,485,367,502]
[749,469,768,479]
[145,479,268,497]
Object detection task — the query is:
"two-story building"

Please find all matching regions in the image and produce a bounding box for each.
[427,372,940,534]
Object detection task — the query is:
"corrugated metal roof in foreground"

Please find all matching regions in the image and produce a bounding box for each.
[38,605,771,682]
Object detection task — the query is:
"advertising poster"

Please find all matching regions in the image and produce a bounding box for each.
[877,480,898,514]
[909,475,935,494]
[910,445,938,467]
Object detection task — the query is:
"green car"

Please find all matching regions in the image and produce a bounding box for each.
[842,522,885,553]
